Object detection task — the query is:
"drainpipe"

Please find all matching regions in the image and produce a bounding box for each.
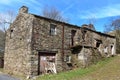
[62,24,64,65]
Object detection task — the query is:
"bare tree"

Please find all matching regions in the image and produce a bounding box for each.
[104,18,120,54]
[0,10,15,32]
[87,16,96,25]
[42,6,69,22]
[86,16,96,31]
[111,19,120,54]
[104,24,112,33]
[0,10,15,54]
[112,19,120,30]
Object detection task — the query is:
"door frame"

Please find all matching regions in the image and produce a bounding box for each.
[37,51,57,75]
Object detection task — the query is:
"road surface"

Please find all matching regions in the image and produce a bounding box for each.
[0,73,20,80]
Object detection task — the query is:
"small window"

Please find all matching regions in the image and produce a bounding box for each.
[96,42,100,48]
[50,24,57,35]
[10,29,14,39]
[11,30,13,32]
[66,55,71,63]
[95,39,102,48]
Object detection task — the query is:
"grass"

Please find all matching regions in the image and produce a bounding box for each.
[36,56,115,80]
[81,55,120,80]
[0,68,3,72]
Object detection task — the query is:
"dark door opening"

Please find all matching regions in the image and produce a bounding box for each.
[71,30,76,46]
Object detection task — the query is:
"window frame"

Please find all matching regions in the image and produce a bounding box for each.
[50,24,57,36]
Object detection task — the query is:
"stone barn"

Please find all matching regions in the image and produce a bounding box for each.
[4,6,116,77]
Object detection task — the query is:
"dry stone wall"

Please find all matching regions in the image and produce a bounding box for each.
[4,12,34,76]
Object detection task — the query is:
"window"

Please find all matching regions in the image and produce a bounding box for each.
[66,55,71,63]
[95,39,102,48]
[50,24,57,35]
[104,46,108,53]
[10,29,13,39]
[71,30,76,46]
[96,42,100,48]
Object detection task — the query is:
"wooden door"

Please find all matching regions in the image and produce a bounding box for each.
[38,52,56,75]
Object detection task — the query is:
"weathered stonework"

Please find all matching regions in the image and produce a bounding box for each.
[4,6,116,77]
[4,6,34,76]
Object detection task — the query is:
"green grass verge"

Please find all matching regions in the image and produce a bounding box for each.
[36,57,115,80]
[0,68,3,72]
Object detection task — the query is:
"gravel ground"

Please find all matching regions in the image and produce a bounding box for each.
[0,73,20,80]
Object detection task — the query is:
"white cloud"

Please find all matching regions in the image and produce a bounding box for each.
[79,4,120,19]
[0,0,12,5]
[0,0,41,6]
[0,0,43,14]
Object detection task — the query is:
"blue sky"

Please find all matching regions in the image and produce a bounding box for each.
[0,0,120,32]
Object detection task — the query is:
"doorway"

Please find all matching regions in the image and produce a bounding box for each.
[38,52,56,75]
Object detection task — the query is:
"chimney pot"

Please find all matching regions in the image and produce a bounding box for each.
[19,6,28,13]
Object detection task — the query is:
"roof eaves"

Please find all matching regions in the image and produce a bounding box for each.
[30,13,81,29]
[29,13,115,38]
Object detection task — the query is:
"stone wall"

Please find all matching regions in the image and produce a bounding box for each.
[31,16,74,75]
[92,32,116,57]
[4,6,116,77]
[70,26,116,67]
[4,7,34,76]
[31,14,116,75]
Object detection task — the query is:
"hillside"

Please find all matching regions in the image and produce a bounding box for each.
[79,55,120,80]
[0,30,5,55]
[37,55,120,80]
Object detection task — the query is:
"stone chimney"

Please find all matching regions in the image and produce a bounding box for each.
[89,24,95,30]
[81,24,88,28]
[19,6,28,13]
